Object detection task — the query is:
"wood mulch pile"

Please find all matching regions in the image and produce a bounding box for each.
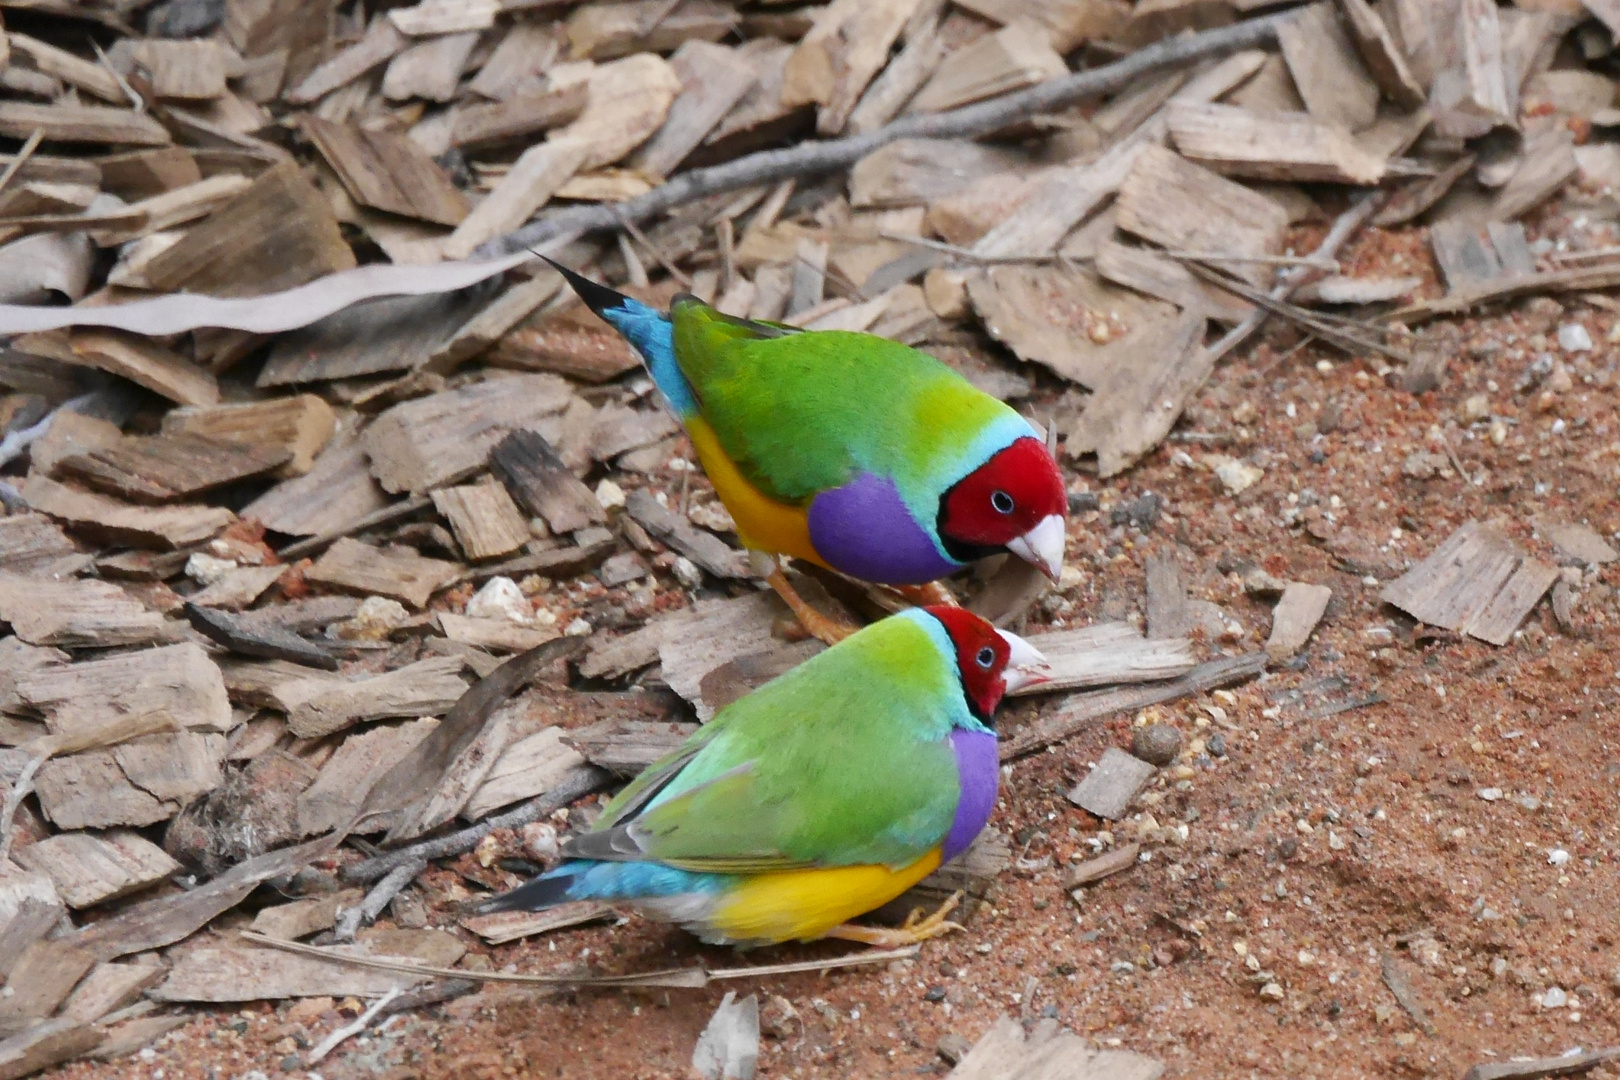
[1,0,1618,1076]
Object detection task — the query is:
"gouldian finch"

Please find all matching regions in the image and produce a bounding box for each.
[480,606,1046,947]
[548,262,1067,642]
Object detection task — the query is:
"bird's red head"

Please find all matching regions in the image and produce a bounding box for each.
[938,437,1067,580]
[925,605,1048,723]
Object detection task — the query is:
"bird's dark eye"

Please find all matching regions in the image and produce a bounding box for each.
[975,646,996,668]
[990,490,1014,514]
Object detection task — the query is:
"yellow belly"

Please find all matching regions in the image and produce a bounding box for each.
[686,416,827,569]
[707,849,943,944]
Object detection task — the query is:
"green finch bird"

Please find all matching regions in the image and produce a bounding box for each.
[547,262,1068,642]
[480,605,1047,946]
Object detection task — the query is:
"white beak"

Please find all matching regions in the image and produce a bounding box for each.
[996,629,1050,694]
[1005,513,1065,582]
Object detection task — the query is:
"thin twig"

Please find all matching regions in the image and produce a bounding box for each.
[613,206,692,288]
[1164,249,1339,271]
[0,755,46,864]
[91,40,145,112]
[341,765,611,885]
[0,393,94,469]
[305,987,402,1065]
[0,130,44,202]
[334,858,424,941]
[478,14,1290,257]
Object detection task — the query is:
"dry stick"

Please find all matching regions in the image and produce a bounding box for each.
[334,858,425,941]
[479,13,1292,258]
[306,987,402,1066]
[1201,191,1386,367]
[0,129,44,201]
[342,764,612,885]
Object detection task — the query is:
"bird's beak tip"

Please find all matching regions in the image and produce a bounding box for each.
[1008,514,1066,584]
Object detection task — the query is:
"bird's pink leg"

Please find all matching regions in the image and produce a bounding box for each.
[764,564,860,645]
[889,581,958,608]
[822,892,965,948]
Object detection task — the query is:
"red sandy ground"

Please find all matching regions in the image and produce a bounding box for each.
[53,216,1620,1080]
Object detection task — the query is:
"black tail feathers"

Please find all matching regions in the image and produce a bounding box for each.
[473,869,575,916]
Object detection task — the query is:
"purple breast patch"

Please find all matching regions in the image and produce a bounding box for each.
[806,472,959,584]
[943,729,998,862]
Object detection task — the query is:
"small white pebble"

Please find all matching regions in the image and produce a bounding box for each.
[1541,987,1569,1009]
[564,617,592,636]
[1557,323,1593,352]
[594,478,626,510]
[1548,848,1571,867]
[1478,788,1503,802]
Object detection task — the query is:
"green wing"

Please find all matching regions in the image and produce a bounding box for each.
[567,614,969,872]
[669,299,1013,504]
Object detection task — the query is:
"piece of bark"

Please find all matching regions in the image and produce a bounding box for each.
[0,100,170,148]
[698,44,810,165]
[624,490,748,579]
[1166,101,1385,185]
[1116,145,1288,286]
[966,263,1181,387]
[564,0,738,60]
[18,475,234,551]
[1277,2,1380,132]
[152,942,424,1002]
[129,40,229,101]
[784,0,926,135]
[7,32,123,101]
[1462,1049,1620,1080]
[1065,841,1141,890]
[1067,746,1159,819]
[953,0,1127,53]
[0,1017,103,1079]
[1266,582,1333,661]
[432,480,531,561]
[14,831,181,909]
[1430,0,1513,138]
[187,565,286,611]
[460,901,613,945]
[1381,521,1559,646]
[250,889,362,940]
[60,956,167,1025]
[305,538,460,610]
[302,116,469,226]
[1019,623,1197,695]
[17,639,231,738]
[468,21,562,100]
[90,175,256,247]
[186,603,338,669]
[1123,0,1238,46]
[846,13,949,136]
[449,82,588,153]
[565,717,692,774]
[490,428,605,534]
[1337,0,1425,109]
[946,1013,1163,1080]
[389,0,498,35]
[428,270,566,375]
[1094,239,1253,325]
[657,593,790,719]
[363,374,574,495]
[1537,519,1619,566]
[162,395,335,479]
[1487,126,1578,222]
[240,426,388,538]
[139,159,355,298]
[279,657,466,739]
[218,657,340,711]
[438,613,557,654]
[851,139,1032,209]
[1062,308,1208,476]
[223,0,332,86]
[296,717,439,835]
[382,31,479,103]
[910,20,1068,114]
[259,291,485,386]
[550,52,682,171]
[56,330,219,407]
[443,139,588,261]
[95,148,201,200]
[285,15,409,105]
[0,864,63,976]
[0,939,96,1036]
[696,639,824,714]
[54,432,291,504]
[1430,219,1533,292]
[33,731,226,830]
[0,573,175,648]
[0,513,79,575]
[464,726,586,819]
[629,42,759,180]
[588,403,680,462]
[971,49,1265,259]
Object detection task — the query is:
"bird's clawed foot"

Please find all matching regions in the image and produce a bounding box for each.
[889,581,958,608]
[823,892,965,948]
[762,564,860,645]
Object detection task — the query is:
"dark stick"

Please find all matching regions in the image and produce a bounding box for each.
[477,14,1292,258]
[340,764,612,885]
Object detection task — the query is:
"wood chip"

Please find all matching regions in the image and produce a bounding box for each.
[1094,239,1253,325]
[1430,0,1512,139]
[1066,746,1159,819]
[851,138,1032,209]
[280,656,467,738]
[259,292,483,386]
[1537,519,1618,566]
[152,943,425,1002]
[186,603,337,670]
[362,374,574,494]
[449,82,588,153]
[783,0,925,135]
[1265,582,1332,661]
[1020,623,1198,695]
[1115,145,1289,286]
[305,538,461,609]
[383,31,479,103]
[303,116,469,226]
[389,0,498,36]
[7,32,125,102]
[1462,1049,1620,1080]
[490,428,605,534]
[464,725,585,819]
[55,432,291,503]
[1064,842,1141,890]
[296,717,439,834]
[0,102,167,148]
[432,479,532,560]
[1166,101,1386,185]
[139,159,355,298]
[59,956,167,1024]
[129,40,230,101]
[443,139,587,260]
[240,426,388,538]
[623,489,748,579]
[910,20,1068,114]
[14,831,181,909]
[187,564,287,610]
[34,730,226,830]
[0,573,175,648]
[60,329,220,407]
[438,613,557,654]
[459,901,613,945]
[628,41,758,180]
[954,0,1126,53]
[946,1013,1163,1080]
[468,21,561,100]
[284,14,409,105]
[1381,521,1559,646]
[1337,0,1425,109]
[1277,2,1380,132]
[0,939,96,1033]
[19,474,233,551]
[250,890,362,941]
[162,395,335,479]
[551,52,682,171]
[0,864,64,975]
[0,512,80,574]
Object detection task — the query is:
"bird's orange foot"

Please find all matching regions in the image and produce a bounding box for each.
[823,892,964,948]
[890,582,958,608]
[764,565,860,645]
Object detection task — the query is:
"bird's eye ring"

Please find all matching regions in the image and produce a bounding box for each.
[990,490,1014,514]
[975,646,995,668]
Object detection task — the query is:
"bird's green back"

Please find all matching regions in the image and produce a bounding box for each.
[670,302,1022,507]
[593,611,974,871]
